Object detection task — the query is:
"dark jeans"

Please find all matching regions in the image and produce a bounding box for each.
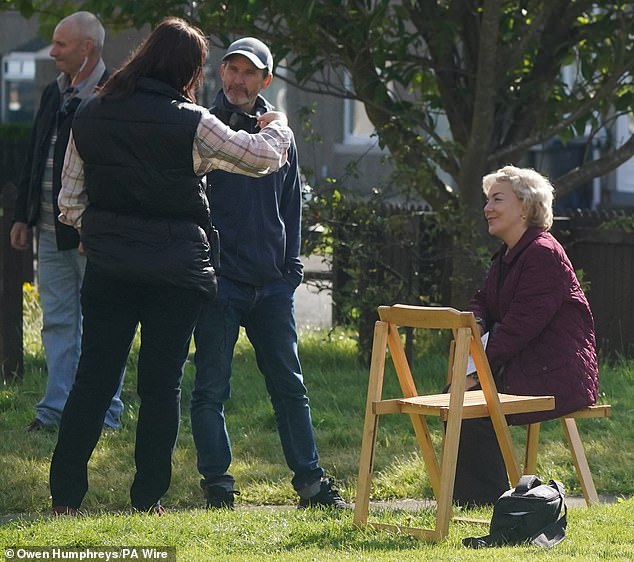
[191,276,324,494]
[50,262,204,510]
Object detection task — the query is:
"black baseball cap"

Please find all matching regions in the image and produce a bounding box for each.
[222,37,274,74]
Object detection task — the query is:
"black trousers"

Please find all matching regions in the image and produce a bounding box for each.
[444,378,510,506]
[452,417,510,506]
[50,262,204,510]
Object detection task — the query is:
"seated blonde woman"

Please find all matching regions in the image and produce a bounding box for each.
[454,165,599,506]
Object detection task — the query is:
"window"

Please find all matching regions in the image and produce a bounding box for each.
[2,54,37,123]
[343,74,376,145]
[3,79,36,123]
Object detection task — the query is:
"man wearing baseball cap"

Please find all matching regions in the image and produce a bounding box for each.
[190,37,349,510]
[221,36,274,74]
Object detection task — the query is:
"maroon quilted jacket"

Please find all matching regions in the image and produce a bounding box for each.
[468,227,599,424]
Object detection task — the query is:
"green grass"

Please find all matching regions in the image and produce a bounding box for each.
[1,285,633,559]
[1,500,633,561]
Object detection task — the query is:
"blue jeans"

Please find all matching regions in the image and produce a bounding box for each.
[191,276,324,494]
[36,230,124,428]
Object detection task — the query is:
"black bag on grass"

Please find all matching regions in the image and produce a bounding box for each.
[462,475,567,548]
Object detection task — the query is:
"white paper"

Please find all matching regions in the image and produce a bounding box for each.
[466,331,489,376]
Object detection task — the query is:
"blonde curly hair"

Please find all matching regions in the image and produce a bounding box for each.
[482,165,554,230]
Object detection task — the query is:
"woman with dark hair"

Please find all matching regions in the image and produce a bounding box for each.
[98,16,208,102]
[50,17,292,515]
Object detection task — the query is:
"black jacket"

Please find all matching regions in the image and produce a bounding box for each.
[14,72,107,250]
[74,77,216,299]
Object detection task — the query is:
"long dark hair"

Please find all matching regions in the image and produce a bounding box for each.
[99,17,207,101]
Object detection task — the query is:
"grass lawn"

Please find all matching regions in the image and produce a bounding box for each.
[1,286,633,559]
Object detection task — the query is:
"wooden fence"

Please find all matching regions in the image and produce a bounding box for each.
[1,133,33,381]
[552,213,634,358]
[330,208,633,361]
[1,183,33,382]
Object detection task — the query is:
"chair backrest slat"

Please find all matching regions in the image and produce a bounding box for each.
[378,305,476,330]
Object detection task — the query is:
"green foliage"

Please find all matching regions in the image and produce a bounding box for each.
[0,123,31,140]
[575,269,591,295]
[599,211,634,233]
[296,103,322,146]
[303,185,454,363]
[5,1,634,201]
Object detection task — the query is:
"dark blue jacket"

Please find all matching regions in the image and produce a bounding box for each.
[207,91,303,288]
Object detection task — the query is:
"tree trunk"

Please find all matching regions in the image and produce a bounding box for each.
[447,200,493,308]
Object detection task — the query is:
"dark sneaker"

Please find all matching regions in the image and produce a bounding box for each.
[27,419,49,432]
[298,478,351,510]
[202,483,240,509]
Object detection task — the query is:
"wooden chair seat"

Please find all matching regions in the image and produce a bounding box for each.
[374,390,555,420]
[524,404,611,506]
[565,405,611,419]
[353,304,555,542]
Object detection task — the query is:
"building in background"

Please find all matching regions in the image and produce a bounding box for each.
[1,39,49,123]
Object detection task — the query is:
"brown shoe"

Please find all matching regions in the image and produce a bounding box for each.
[154,503,166,516]
[52,506,79,516]
[133,502,166,516]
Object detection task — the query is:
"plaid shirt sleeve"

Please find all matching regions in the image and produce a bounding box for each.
[193,109,292,176]
[58,111,292,228]
[58,132,89,229]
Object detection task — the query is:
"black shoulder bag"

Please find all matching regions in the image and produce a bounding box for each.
[463,474,567,548]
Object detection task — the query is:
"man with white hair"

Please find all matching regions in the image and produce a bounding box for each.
[11,11,124,431]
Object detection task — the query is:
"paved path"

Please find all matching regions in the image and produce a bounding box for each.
[367,495,620,510]
[295,255,332,330]
[0,495,620,524]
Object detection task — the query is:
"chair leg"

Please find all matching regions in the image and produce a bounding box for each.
[386,325,442,498]
[561,417,600,506]
[354,321,389,527]
[433,328,470,539]
[524,423,541,474]
[435,413,461,540]
[354,412,379,526]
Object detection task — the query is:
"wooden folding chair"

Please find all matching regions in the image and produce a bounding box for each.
[353,304,556,542]
[524,404,611,506]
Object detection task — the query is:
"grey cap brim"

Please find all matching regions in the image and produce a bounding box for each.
[222,50,267,70]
